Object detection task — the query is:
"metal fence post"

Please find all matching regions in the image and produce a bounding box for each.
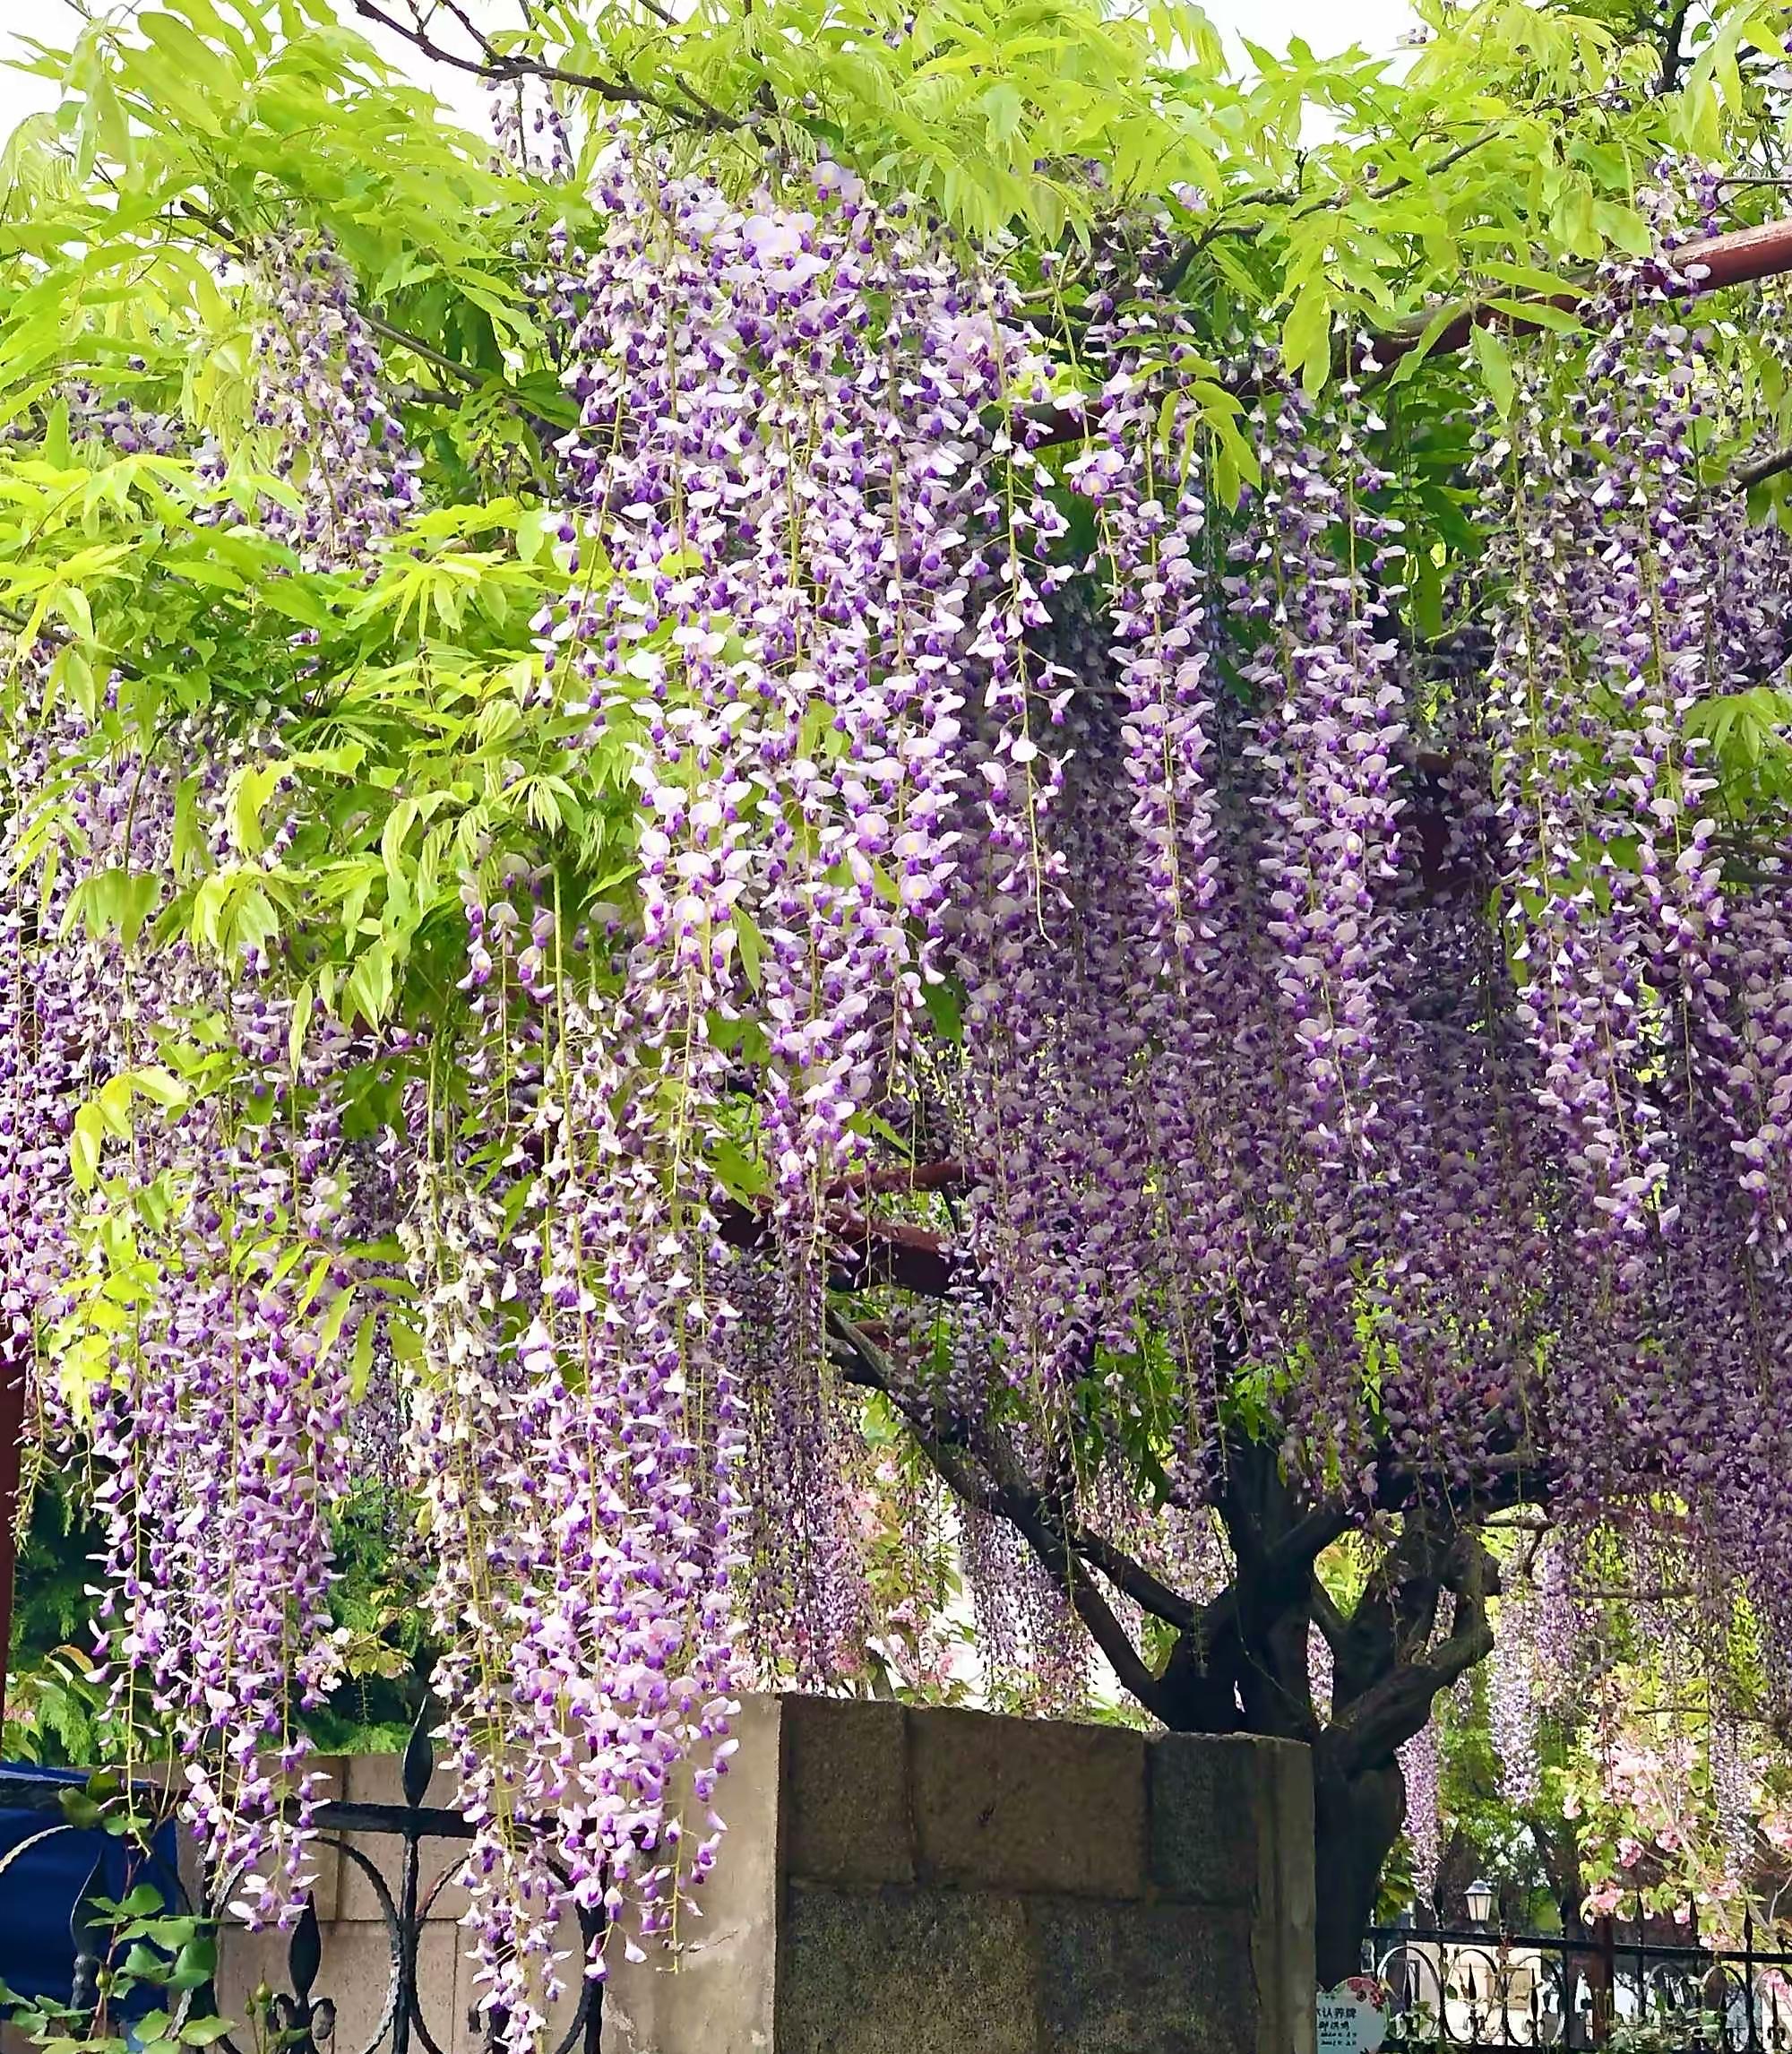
[271,1895,326,2054]
[1592,1916,1615,2050]
[68,1852,107,2022]
[392,1704,434,2054]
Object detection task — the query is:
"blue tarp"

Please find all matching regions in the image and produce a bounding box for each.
[0,1765,182,2006]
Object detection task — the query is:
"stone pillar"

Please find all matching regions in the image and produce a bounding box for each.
[599,1698,1316,2054]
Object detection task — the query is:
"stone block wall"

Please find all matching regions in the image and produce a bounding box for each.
[601,1697,1315,2054]
[2,1699,1314,2054]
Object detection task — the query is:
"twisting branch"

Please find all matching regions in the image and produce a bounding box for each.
[1309,1573,1350,1658]
[348,0,743,134]
[1165,120,1512,285]
[823,1308,1176,1716]
[1736,443,1792,490]
[1328,1535,1497,1773]
[359,310,487,391]
[1658,0,1695,94]
[718,1199,954,1295]
[1073,1530,1203,1634]
[824,1159,966,1200]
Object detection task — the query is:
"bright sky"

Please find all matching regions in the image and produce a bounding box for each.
[0,0,1423,145]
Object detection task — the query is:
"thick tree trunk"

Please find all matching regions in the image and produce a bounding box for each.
[823,1321,1509,1989]
[1313,1748,1407,1988]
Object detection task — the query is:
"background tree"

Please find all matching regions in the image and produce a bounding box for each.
[1385,1542,1792,1946]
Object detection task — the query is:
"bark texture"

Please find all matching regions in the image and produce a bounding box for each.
[826,1311,1523,1977]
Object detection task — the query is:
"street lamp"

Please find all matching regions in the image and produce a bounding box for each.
[1466,1877,1496,1928]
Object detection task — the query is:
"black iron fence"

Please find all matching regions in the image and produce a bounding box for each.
[0,1713,603,2054]
[1365,1917,1792,2053]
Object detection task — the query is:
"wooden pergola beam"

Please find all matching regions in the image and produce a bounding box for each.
[1033,212,1792,449]
[1382,213,1792,368]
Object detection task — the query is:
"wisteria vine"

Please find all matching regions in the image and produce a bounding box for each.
[10,136,1792,2018]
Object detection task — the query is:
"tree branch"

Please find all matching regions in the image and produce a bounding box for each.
[1074,1530,1204,1634]
[824,1159,966,1200]
[824,1308,1175,1716]
[1031,213,1792,460]
[1328,1536,1496,1774]
[1658,0,1694,94]
[360,309,486,390]
[1310,1573,1350,1658]
[1737,443,1792,490]
[348,0,743,133]
[718,1200,955,1296]
[1167,119,1512,285]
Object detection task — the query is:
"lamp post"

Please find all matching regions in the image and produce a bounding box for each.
[1460,1879,1499,2037]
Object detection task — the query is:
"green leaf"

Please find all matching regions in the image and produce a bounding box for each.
[1280,282,1331,396]
[229,764,285,856]
[71,1103,105,1191]
[980,81,1023,145]
[232,885,280,957]
[56,1786,104,1828]
[348,1310,377,1402]
[515,507,556,563]
[130,1066,189,1110]
[342,941,395,1027]
[1469,323,1514,419]
[315,1284,358,1363]
[168,1933,218,1989]
[921,974,964,1043]
[713,1138,769,1201]
[289,978,315,1074]
[735,909,765,992]
[45,397,70,468]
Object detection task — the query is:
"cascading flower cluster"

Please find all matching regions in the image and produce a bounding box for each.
[19,131,1792,2028]
[251,228,421,568]
[1490,1578,1541,1808]
[1398,1723,1442,1906]
[0,694,363,1917]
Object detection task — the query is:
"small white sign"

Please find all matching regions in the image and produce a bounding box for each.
[1317,1981,1388,2054]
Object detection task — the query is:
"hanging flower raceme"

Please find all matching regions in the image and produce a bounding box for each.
[1236,367,1407,1170]
[1491,1577,1541,1808]
[251,228,421,569]
[1398,1722,1442,1909]
[28,128,1792,2041]
[0,694,365,1917]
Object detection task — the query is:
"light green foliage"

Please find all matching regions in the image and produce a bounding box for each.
[1392,1577,1792,1940]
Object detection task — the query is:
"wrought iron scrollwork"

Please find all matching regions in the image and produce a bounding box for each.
[1367,1916,1792,2054]
[0,1705,605,2054]
[263,1896,337,2054]
[227,1703,605,2054]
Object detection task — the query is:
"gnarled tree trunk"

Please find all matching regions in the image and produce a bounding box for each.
[1313,1751,1408,1987]
[826,1313,1520,1982]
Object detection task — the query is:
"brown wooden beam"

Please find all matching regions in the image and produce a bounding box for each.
[1032,213,1792,448]
[1381,215,1792,368]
